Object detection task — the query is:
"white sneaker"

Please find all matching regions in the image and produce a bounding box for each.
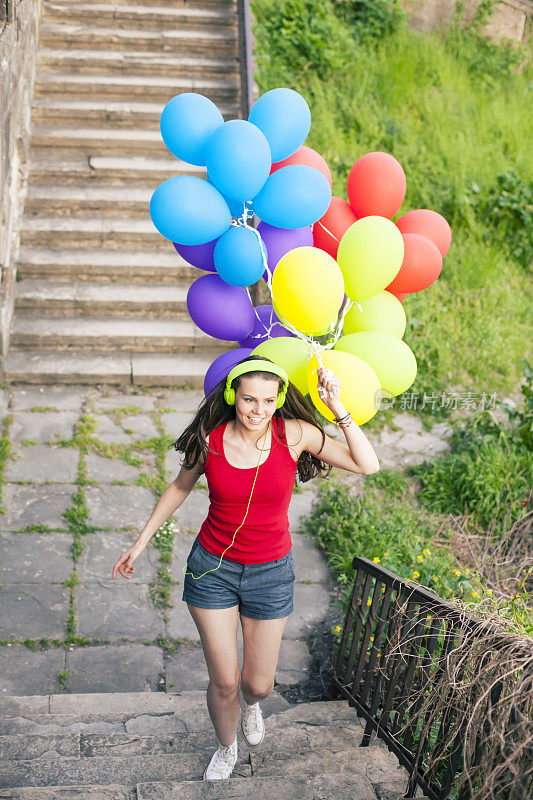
[239,690,265,746]
[203,738,238,780]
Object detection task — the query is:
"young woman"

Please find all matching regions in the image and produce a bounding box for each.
[112,354,379,780]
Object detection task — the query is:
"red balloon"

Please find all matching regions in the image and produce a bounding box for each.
[387,233,442,293]
[271,145,333,189]
[313,196,358,259]
[396,209,452,258]
[347,151,406,219]
[387,290,407,303]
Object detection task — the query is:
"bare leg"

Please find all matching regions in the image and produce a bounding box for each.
[187,604,241,746]
[239,614,288,704]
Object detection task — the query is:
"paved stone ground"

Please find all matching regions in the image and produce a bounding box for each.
[0,382,491,701]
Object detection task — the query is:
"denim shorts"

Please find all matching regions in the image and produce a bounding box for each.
[182,537,295,620]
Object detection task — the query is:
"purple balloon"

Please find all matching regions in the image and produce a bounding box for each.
[173,239,217,272]
[187,274,255,341]
[238,305,295,349]
[204,348,253,396]
[257,221,313,281]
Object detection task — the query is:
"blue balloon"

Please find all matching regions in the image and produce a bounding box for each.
[207,173,253,220]
[214,226,266,287]
[254,165,332,229]
[249,88,311,162]
[206,120,271,203]
[150,176,231,245]
[160,93,223,166]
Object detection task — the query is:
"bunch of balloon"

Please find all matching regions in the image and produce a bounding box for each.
[309,150,452,422]
[148,88,337,392]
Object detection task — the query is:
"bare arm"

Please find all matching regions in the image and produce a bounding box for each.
[112,459,205,580]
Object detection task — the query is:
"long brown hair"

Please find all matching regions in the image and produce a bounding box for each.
[171,354,332,483]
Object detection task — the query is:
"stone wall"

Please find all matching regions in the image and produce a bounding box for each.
[0,0,42,380]
[399,0,532,44]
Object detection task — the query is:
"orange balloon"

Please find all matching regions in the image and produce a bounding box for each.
[387,233,442,293]
[271,145,332,188]
[387,289,406,302]
[313,196,358,259]
[347,151,406,219]
[396,209,452,258]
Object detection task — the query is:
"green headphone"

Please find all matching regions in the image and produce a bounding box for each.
[224,360,289,409]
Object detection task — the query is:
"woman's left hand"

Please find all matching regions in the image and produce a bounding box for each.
[316,366,344,414]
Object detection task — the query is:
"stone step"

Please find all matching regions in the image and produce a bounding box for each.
[38,22,238,55]
[3,351,215,386]
[0,744,398,790]
[9,316,229,353]
[28,156,201,187]
[37,49,237,80]
[34,73,239,104]
[24,183,169,217]
[16,247,199,283]
[41,2,236,31]
[0,787,132,800]
[14,280,191,317]
[30,127,175,159]
[19,217,171,250]
[31,99,239,129]
[0,716,365,761]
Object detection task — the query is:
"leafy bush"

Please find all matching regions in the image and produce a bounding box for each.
[482,171,533,271]
[253,0,355,81]
[409,362,533,531]
[333,0,407,40]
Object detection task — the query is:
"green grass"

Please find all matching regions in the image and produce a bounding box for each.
[253,0,533,398]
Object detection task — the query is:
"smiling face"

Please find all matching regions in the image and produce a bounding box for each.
[234,375,280,430]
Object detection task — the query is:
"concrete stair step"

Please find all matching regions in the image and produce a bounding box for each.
[16,247,199,283]
[34,73,239,103]
[30,127,175,159]
[42,2,236,30]
[31,98,239,129]
[24,182,184,217]
[3,351,216,386]
[38,22,238,55]
[20,216,170,250]
[28,155,201,187]
[0,745,397,790]
[0,787,132,800]
[99,0,236,6]
[14,280,191,317]
[36,49,237,79]
[9,315,229,353]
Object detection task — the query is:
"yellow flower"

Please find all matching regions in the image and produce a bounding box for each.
[370,636,374,642]
[377,652,381,657]
[426,614,432,620]
[334,625,342,632]
[367,598,372,606]
[465,568,470,576]
[383,552,388,557]
[417,555,423,562]
[423,548,431,555]
[373,557,380,563]
[471,592,479,599]
[412,571,420,579]
[486,589,493,596]
[381,586,386,592]
[453,570,461,577]
[432,576,438,582]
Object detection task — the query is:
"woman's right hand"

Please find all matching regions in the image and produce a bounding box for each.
[112,543,144,580]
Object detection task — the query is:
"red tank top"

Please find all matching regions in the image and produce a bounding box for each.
[198,415,299,564]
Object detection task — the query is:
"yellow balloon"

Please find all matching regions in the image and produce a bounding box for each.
[344,290,406,337]
[272,246,344,335]
[335,331,417,396]
[337,216,404,302]
[252,336,309,395]
[307,349,380,425]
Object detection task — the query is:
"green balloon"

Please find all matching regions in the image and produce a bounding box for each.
[252,337,309,395]
[335,330,417,396]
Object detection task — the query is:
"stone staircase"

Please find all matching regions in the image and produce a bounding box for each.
[0,691,420,799]
[6,0,242,386]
